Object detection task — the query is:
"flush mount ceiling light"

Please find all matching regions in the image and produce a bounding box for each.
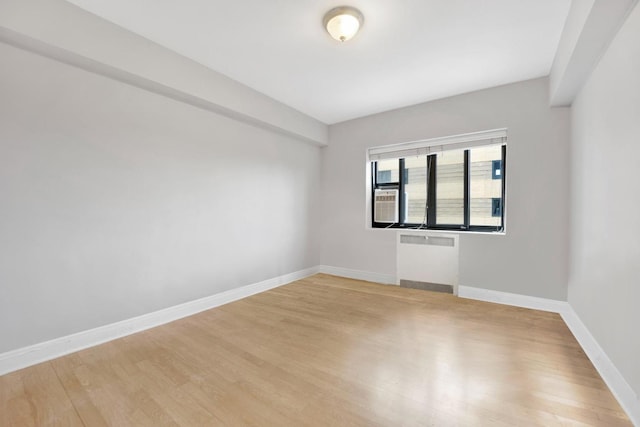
[323,6,364,42]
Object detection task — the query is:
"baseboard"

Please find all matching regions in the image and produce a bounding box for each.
[0,266,319,376]
[458,285,570,313]
[3,270,637,426]
[317,265,396,285]
[560,307,640,426]
[459,284,639,426]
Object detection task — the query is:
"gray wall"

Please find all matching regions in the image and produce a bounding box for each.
[569,3,640,400]
[0,42,321,353]
[319,77,570,300]
[0,0,328,145]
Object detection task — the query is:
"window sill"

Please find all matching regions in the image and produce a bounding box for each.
[369,226,506,236]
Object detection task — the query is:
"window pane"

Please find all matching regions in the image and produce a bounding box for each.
[376,159,399,184]
[404,156,428,224]
[436,150,464,225]
[470,145,503,226]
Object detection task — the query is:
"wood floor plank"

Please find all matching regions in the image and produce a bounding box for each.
[0,363,84,427]
[0,274,632,426]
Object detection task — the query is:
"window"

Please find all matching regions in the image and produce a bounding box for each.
[375,158,398,184]
[369,130,506,232]
[492,160,502,179]
[491,198,502,217]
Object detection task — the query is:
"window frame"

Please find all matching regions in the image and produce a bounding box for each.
[371,145,506,232]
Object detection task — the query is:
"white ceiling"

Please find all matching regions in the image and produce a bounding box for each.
[64,0,571,124]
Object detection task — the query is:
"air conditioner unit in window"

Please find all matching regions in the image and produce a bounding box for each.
[374,189,399,223]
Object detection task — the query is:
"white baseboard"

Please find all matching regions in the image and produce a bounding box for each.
[458,285,570,313]
[459,284,639,426]
[2,269,637,426]
[317,265,396,285]
[0,266,319,376]
[560,307,640,426]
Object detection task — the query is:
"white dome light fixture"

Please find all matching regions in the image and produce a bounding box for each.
[323,6,364,42]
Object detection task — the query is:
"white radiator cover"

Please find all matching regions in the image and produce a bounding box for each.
[396,231,459,294]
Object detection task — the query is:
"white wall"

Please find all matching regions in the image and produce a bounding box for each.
[549,0,638,107]
[0,0,328,145]
[319,78,570,300]
[0,42,321,354]
[569,2,640,402]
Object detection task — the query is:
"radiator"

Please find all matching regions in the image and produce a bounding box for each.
[396,231,459,295]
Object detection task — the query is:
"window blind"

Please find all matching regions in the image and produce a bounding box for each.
[368,128,507,161]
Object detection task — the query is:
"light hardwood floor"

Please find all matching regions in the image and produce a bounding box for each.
[0,274,631,426]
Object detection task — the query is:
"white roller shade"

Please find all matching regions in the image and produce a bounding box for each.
[368,128,507,161]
